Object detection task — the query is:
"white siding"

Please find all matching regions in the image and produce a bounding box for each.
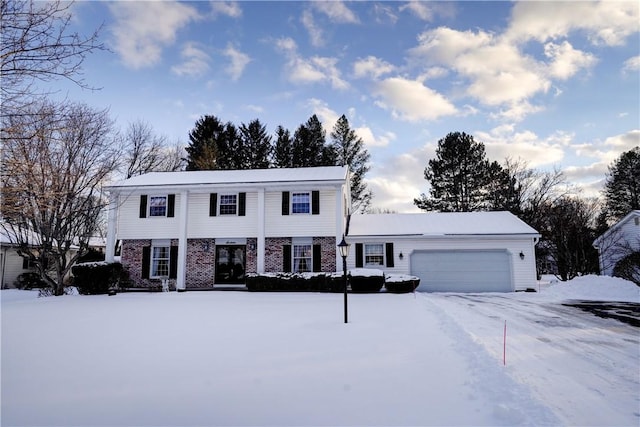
[187,192,258,238]
[116,193,181,239]
[345,236,537,291]
[1,248,33,288]
[599,214,640,276]
[265,189,337,237]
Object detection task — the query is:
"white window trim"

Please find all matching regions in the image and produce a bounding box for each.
[150,239,171,278]
[218,193,238,216]
[291,191,311,215]
[148,194,168,218]
[364,243,385,267]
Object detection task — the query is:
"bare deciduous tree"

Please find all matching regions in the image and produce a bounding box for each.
[1,100,120,295]
[121,120,184,178]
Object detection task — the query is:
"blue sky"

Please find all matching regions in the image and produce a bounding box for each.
[54,1,639,212]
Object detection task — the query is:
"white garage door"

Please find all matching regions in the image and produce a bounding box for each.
[410,250,513,292]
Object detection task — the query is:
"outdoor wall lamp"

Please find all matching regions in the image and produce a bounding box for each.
[399,252,404,260]
[337,235,350,324]
[519,251,525,260]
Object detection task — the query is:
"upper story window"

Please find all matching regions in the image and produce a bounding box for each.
[149,196,167,217]
[364,243,384,266]
[291,192,310,214]
[219,194,237,215]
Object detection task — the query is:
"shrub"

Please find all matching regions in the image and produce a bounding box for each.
[385,275,420,293]
[15,272,49,290]
[246,273,337,292]
[613,252,640,286]
[349,268,384,293]
[72,262,124,295]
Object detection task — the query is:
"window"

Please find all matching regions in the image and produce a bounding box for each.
[149,196,167,217]
[219,194,237,215]
[365,244,384,266]
[151,246,170,277]
[291,192,310,214]
[293,244,312,272]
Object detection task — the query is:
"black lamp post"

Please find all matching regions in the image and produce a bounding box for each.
[337,235,350,324]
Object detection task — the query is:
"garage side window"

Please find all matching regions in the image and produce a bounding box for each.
[365,244,384,266]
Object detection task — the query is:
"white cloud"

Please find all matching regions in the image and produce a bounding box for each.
[352,56,396,79]
[355,127,394,148]
[275,37,297,55]
[210,1,242,18]
[223,44,251,81]
[623,55,640,73]
[109,1,200,69]
[506,1,639,46]
[399,2,434,21]
[312,1,359,24]
[372,3,398,25]
[171,42,210,77]
[302,10,324,47]
[544,41,597,80]
[372,77,457,121]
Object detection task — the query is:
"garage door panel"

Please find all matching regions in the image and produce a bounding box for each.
[410,250,513,292]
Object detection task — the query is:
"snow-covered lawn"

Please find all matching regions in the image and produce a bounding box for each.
[2,276,638,426]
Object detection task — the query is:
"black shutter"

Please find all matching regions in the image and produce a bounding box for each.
[22,257,29,269]
[385,242,395,268]
[355,243,364,268]
[139,195,147,218]
[312,244,321,272]
[209,193,217,216]
[167,194,175,217]
[169,246,178,279]
[282,191,290,215]
[312,190,320,215]
[283,245,292,272]
[238,192,246,216]
[141,246,151,279]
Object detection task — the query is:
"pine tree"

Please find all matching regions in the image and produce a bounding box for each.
[185,115,225,170]
[330,114,372,213]
[216,122,241,170]
[291,115,329,167]
[604,147,640,221]
[414,132,501,212]
[273,125,293,168]
[239,119,272,169]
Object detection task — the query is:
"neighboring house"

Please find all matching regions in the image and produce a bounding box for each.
[104,166,541,292]
[104,166,351,290]
[346,212,540,292]
[0,230,38,289]
[593,210,640,276]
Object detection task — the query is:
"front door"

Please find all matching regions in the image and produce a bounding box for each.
[215,245,246,284]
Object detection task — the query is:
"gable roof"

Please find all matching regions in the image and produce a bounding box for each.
[348,211,539,237]
[106,166,349,190]
[593,210,640,247]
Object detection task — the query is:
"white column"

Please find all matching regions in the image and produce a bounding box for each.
[335,185,344,271]
[257,188,265,273]
[176,190,189,290]
[105,192,118,263]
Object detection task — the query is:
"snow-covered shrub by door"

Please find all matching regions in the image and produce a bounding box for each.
[348,268,384,293]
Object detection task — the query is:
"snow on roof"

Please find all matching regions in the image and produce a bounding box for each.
[106,166,348,190]
[348,211,539,237]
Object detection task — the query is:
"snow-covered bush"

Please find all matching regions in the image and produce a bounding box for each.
[384,274,420,293]
[349,268,384,293]
[71,262,125,295]
[15,272,48,290]
[246,273,341,292]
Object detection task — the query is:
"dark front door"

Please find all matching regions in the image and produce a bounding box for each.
[215,245,246,284]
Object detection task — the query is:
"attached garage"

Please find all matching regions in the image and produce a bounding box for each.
[410,249,513,292]
[346,211,540,292]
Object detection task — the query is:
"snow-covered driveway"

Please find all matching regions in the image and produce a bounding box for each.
[423,291,640,426]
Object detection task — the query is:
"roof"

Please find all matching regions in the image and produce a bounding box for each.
[106,166,349,190]
[593,210,640,247]
[348,211,539,237]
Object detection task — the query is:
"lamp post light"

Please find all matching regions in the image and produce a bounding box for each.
[337,235,350,324]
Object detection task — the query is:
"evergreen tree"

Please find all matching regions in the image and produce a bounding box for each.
[185,115,224,170]
[291,115,329,167]
[330,114,372,213]
[414,132,503,212]
[216,122,241,170]
[239,119,272,169]
[273,125,293,168]
[604,147,640,221]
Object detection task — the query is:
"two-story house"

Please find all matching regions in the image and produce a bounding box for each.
[104,166,350,290]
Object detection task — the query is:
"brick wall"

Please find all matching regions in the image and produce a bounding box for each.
[264,237,291,272]
[185,238,215,289]
[121,239,178,289]
[314,236,337,272]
